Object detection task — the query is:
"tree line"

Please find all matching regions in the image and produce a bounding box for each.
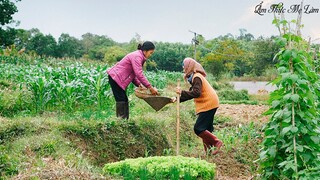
[1,0,318,77]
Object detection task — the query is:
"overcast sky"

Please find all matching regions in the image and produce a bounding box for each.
[13,0,320,44]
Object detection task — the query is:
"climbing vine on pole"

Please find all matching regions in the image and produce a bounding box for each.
[259,17,320,179]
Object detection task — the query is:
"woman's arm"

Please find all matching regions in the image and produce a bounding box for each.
[179,77,202,102]
[131,56,151,88]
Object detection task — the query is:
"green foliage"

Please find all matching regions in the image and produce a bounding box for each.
[252,37,280,76]
[0,120,45,144]
[57,33,84,58]
[150,42,192,71]
[200,38,252,77]
[103,156,215,179]
[218,89,249,101]
[0,145,18,177]
[103,45,128,64]
[59,120,169,165]
[0,0,20,47]
[259,19,320,179]
[0,0,20,26]
[0,56,185,116]
[0,88,32,117]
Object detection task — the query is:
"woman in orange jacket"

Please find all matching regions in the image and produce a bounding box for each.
[176,57,223,155]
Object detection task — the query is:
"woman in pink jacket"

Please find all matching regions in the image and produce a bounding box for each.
[107,41,158,119]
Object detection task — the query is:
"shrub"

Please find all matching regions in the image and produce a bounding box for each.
[218,89,249,101]
[103,156,215,179]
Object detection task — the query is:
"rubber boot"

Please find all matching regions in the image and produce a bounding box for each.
[202,139,209,153]
[116,101,129,119]
[198,130,223,155]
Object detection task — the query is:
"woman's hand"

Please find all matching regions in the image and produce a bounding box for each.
[171,97,177,103]
[149,86,159,95]
[138,84,147,90]
[176,87,182,95]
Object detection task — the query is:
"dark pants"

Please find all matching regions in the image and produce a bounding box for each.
[108,75,128,102]
[194,108,218,136]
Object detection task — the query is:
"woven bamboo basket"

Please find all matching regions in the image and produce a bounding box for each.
[134,87,171,111]
[134,87,156,99]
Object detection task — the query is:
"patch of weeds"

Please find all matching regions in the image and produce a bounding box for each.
[0,88,33,117]
[0,145,18,177]
[60,120,169,165]
[214,116,232,125]
[218,89,249,101]
[0,121,38,144]
[33,141,57,157]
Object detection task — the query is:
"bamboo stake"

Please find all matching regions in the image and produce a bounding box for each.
[176,79,180,155]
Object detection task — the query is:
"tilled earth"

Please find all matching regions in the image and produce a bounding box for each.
[208,104,269,180]
[217,104,270,124]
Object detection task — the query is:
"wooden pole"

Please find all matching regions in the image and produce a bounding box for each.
[176,80,180,155]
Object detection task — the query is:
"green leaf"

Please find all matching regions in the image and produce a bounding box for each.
[291,127,298,133]
[277,67,287,73]
[272,100,281,108]
[283,117,291,123]
[282,126,292,135]
[282,50,292,61]
[281,72,291,80]
[289,74,299,83]
[283,94,291,101]
[268,145,277,157]
[296,145,303,152]
[311,136,320,144]
[274,110,284,119]
[292,35,303,43]
[301,153,312,162]
[291,94,299,102]
[263,109,274,116]
[291,50,297,59]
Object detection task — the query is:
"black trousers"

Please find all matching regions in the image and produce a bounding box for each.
[108,75,128,102]
[194,108,218,136]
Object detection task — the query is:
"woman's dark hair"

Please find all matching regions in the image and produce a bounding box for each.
[137,41,155,51]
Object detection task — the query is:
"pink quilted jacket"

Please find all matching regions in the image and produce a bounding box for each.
[107,50,151,90]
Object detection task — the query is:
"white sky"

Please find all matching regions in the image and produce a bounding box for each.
[13,0,320,44]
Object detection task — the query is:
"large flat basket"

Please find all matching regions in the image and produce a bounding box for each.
[134,88,171,111]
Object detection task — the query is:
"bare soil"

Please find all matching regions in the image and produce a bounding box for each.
[217,104,270,124]
[210,104,269,180]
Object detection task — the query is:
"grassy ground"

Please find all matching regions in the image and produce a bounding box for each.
[0,84,270,179]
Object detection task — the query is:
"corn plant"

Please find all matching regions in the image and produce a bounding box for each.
[1,56,181,116]
[26,75,52,113]
[84,65,110,110]
[259,18,320,179]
